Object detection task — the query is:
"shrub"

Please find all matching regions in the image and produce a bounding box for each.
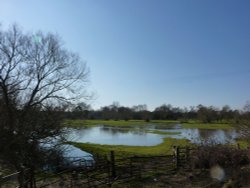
[191,145,249,169]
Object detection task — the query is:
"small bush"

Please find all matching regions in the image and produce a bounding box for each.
[191,145,249,169]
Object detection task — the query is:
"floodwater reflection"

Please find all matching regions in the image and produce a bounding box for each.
[67,125,238,146]
[171,128,238,144]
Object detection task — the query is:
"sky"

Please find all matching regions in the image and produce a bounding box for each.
[0,0,250,110]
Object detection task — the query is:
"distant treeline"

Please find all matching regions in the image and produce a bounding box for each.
[64,102,250,123]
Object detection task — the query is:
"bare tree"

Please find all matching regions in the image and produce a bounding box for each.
[238,102,250,144]
[0,24,89,187]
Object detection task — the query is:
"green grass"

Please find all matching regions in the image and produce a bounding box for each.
[235,139,250,149]
[69,137,190,157]
[146,130,181,135]
[64,119,179,128]
[65,119,234,130]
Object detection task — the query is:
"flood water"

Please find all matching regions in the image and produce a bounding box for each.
[65,124,239,157]
[154,128,238,144]
[67,124,238,146]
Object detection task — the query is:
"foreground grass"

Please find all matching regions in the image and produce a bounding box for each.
[236,139,250,149]
[69,138,190,157]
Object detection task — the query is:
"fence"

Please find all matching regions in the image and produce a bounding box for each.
[65,146,194,187]
[0,146,193,188]
[0,168,31,188]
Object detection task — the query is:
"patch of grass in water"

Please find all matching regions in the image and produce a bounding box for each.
[146,130,181,135]
[154,124,179,129]
[69,138,189,157]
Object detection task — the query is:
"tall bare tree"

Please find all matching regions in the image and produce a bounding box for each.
[0,24,89,187]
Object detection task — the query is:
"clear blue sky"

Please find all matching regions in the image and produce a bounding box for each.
[1,0,250,110]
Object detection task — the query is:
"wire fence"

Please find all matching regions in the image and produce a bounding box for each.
[0,146,196,188]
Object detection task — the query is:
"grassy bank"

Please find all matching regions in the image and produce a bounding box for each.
[64,119,234,130]
[69,138,190,157]
[236,139,250,149]
[64,119,178,128]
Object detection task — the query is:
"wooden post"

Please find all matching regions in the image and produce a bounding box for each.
[129,158,133,177]
[110,151,116,178]
[236,143,240,149]
[0,174,2,188]
[185,146,190,162]
[18,166,25,188]
[176,147,180,169]
[185,146,190,169]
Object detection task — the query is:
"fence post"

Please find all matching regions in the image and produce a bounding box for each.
[185,146,190,162]
[19,166,25,188]
[129,158,133,177]
[0,174,2,188]
[236,143,240,149]
[110,151,116,178]
[175,147,180,169]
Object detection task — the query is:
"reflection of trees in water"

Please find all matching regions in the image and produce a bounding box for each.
[101,127,130,135]
[101,126,146,136]
[69,127,97,141]
[224,129,237,140]
[131,129,147,135]
[180,129,237,144]
[196,129,237,144]
[198,130,217,140]
[154,124,177,129]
